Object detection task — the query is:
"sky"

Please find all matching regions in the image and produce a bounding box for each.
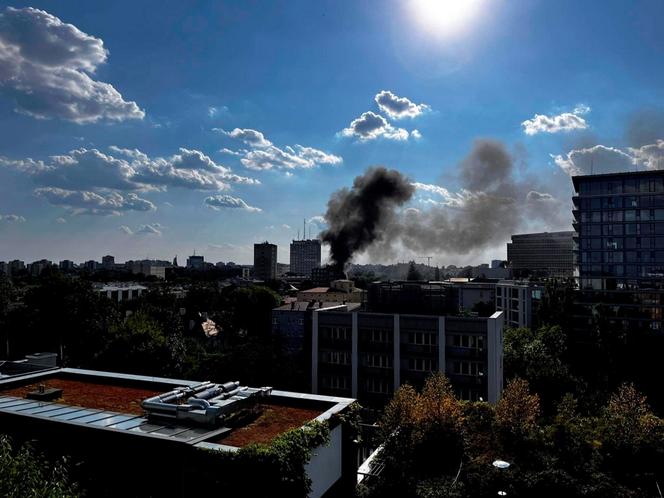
[0,0,662,265]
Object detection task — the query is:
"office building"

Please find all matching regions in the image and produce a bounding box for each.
[186,254,205,271]
[101,255,115,270]
[83,260,98,272]
[254,242,277,281]
[0,362,358,498]
[0,262,7,275]
[312,308,504,406]
[311,265,348,287]
[507,231,574,278]
[128,260,167,279]
[28,259,51,276]
[59,260,75,271]
[572,170,664,330]
[495,281,544,329]
[290,239,322,277]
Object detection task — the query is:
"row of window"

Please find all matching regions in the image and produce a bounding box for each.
[578,265,664,278]
[580,236,664,250]
[407,331,437,346]
[577,177,664,196]
[448,334,485,350]
[363,378,392,395]
[359,328,392,343]
[579,209,664,223]
[581,224,664,237]
[580,251,664,263]
[320,326,351,341]
[450,360,485,376]
[320,350,351,365]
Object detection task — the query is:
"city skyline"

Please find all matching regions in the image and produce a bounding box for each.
[0,1,663,265]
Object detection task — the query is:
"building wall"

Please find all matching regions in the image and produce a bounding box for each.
[290,239,322,276]
[495,282,543,329]
[312,310,504,406]
[507,231,574,278]
[254,243,277,281]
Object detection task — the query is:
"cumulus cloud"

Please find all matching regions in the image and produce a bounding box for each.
[341,111,410,141]
[629,140,664,170]
[55,217,66,224]
[0,213,25,223]
[1,146,258,192]
[522,105,590,135]
[0,7,144,123]
[220,128,342,171]
[551,145,635,176]
[374,90,429,120]
[119,223,162,236]
[34,187,156,216]
[204,194,261,212]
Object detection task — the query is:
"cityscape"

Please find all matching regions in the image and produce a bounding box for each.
[1,1,663,497]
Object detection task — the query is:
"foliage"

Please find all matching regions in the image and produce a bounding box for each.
[363,374,664,498]
[406,261,422,281]
[0,435,79,497]
[202,420,331,497]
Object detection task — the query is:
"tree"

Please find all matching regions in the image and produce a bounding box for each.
[0,435,79,497]
[406,261,422,281]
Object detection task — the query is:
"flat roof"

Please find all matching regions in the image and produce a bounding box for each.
[0,368,355,451]
[572,169,664,190]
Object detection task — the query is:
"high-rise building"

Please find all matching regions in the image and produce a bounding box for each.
[290,239,322,277]
[186,254,205,271]
[59,260,75,271]
[507,231,574,278]
[101,255,115,270]
[253,242,277,281]
[28,259,52,276]
[8,260,25,275]
[495,281,544,329]
[572,170,664,330]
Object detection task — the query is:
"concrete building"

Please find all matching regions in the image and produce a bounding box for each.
[254,242,277,281]
[28,259,52,276]
[101,255,115,270]
[59,260,75,271]
[507,231,574,278]
[495,281,544,329]
[297,280,366,304]
[128,260,167,279]
[97,283,147,302]
[0,262,7,275]
[312,308,504,406]
[83,260,98,272]
[311,265,347,287]
[7,260,25,276]
[186,254,205,271]
[572,170,664,331]
[290,239,322,277]
[0,365,358,498]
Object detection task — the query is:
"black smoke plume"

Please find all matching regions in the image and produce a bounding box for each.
[321,167,414,269]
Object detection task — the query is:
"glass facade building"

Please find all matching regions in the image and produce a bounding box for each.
[572,170,664,330]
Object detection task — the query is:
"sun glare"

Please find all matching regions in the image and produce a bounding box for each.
[409,0,484,37]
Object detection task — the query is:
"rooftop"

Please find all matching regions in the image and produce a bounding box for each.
[0,368,353,450]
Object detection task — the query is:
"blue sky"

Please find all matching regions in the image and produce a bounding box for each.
[0,0,662,265]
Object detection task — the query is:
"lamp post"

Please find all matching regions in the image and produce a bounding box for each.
[492,459,511,496]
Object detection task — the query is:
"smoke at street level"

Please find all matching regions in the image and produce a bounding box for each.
[321,167,415,269]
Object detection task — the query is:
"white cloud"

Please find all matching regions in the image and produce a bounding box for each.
[0,213,25,223]
[119,225,132,235]
[204,194,261,212]
[374,90,430,119]
[411,129,422,140]
[526,190,556,203]
[552,145,635,176]
[341,111,410,141]
[629,140,664,170]
[221,128,342,171]
[218,128,272,148]
[135,223,162,235]
[34,187,156,216]
[2,146,258,192]
[219,148,244,157]
[521,105,590,135]
[0,7,144,123]
[55,217,66,224]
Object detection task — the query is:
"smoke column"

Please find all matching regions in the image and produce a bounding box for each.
[321,167,414,269]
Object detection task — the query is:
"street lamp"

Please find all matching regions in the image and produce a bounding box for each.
[492,459,511,496]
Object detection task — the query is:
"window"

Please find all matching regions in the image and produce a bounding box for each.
[451,334,485,350]
[364,378,391,394]
[408,331,436,346]
[365,354,392,368]
[322,375,350,390]
[322,351,351,365]
[452,361,485,376]
[408,357,435,372]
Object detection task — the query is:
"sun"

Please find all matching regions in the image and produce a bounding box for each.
[409,0,484,37]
